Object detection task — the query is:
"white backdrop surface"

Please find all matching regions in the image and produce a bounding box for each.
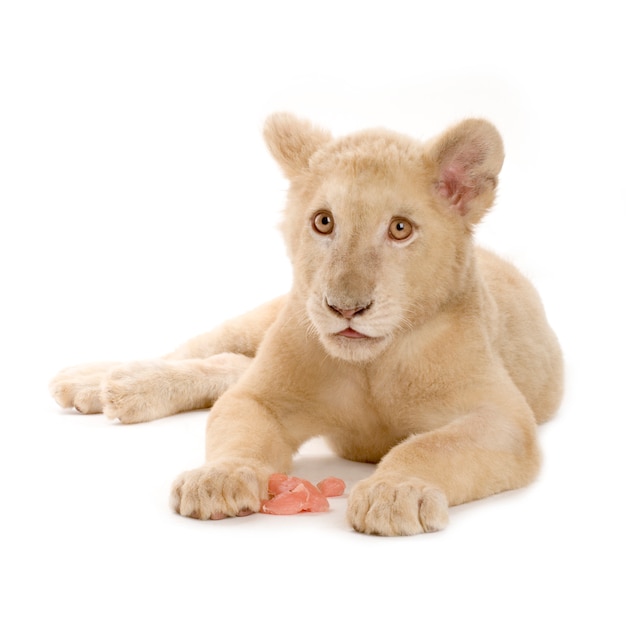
[1,1,624,624]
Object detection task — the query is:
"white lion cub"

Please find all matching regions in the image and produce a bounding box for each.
[50,113,563,536]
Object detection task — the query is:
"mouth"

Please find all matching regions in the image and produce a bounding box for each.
[318,325,389,362]
[336,328,371,339]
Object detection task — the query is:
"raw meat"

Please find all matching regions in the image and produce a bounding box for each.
[317,477,346,497]
[260,473,344,515]
[261,486,309,515]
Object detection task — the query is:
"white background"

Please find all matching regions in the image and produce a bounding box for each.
[1,1,624,624]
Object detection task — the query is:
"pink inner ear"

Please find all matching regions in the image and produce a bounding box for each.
[436,163,474,215]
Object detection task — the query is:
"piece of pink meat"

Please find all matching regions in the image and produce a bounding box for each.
[260,485,309,515]
[268,473,302,496]
[260,473,344,515]
[316,477,346,497]
[298,479,330,512]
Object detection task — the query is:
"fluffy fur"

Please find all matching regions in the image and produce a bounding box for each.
[50,114,563,536]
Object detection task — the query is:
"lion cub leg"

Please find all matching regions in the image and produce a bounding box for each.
[347,397,541,536]
[50,354,252,423]
[49,297,285,422]
[171,391,301,520]
[101,354,253,423]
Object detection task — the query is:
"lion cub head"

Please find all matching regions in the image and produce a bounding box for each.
[264,114,504,363]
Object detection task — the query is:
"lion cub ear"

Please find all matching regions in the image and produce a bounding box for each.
[425,119,504,224]
[264,113,332,179]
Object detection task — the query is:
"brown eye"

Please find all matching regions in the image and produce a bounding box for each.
[313,211,334,235]
[389,218,413,241]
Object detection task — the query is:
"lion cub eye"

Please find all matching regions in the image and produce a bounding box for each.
[312,210,334,235]
[388,217,413,241]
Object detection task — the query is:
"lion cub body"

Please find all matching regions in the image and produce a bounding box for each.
[50,114,563,536]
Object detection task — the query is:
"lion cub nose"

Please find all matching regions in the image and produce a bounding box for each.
[326,300,372,319]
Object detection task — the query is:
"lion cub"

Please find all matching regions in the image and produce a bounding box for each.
[50,114,563,536]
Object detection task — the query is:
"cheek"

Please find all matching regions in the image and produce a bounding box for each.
[292,238,328,287]
[378,250,436,320]
[377,250,414,293]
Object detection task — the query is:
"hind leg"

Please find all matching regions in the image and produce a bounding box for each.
[50,354,253,423]
[103,353,252,423]
[49,297,286,422]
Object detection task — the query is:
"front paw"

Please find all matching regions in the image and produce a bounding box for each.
[170,462,269,520]
[347,474,449,536]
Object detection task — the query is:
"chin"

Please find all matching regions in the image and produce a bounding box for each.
[319,333,390,363]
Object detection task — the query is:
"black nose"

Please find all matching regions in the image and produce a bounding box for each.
[326,300,372,319]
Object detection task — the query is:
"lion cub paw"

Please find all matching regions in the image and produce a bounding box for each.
[171,462,269,520]
[347,474,449,536]
[100,361,173,424]
[49,362,120,414]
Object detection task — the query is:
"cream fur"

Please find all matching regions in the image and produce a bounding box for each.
[50,114,563,536]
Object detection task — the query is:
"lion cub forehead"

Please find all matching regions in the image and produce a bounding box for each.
[309,129,424,176]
